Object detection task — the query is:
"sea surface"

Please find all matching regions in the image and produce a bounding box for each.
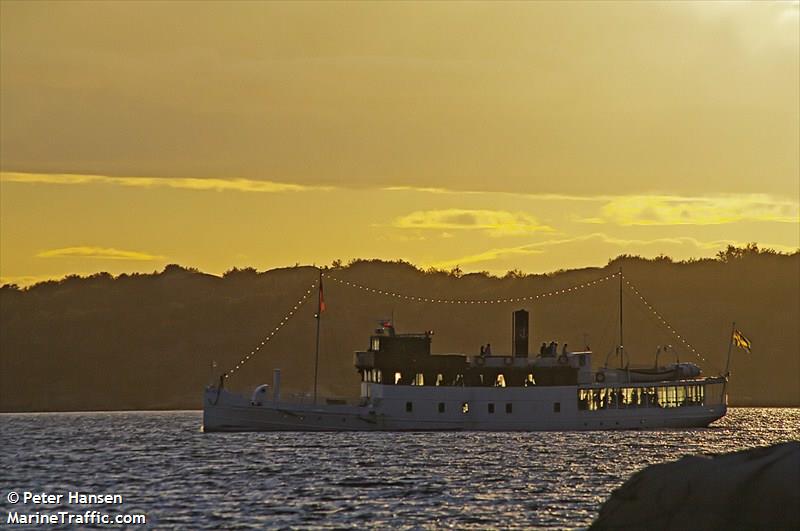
[1,408,798,530]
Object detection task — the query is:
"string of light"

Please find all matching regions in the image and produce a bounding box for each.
[321,271,619,304]
[623,278,706,362]
[221,271,704,379]
[224,281,318,380]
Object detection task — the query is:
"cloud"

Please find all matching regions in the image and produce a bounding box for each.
[430,233,799,269]
[393,209,554,236]
[6,172,798,228]
[36,246,164,261]
[581,195,799,226]
[0,172,333,193]
[381,185,615,202]
[383,187,800,226]
[431,246,545,269]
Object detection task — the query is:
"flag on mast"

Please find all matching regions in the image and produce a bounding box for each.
[318,277,326,314]
[732,329,751,353]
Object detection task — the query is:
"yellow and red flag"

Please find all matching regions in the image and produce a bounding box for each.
[733,329,751,353]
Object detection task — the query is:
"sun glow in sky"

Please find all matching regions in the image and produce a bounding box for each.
[1,1,798,285]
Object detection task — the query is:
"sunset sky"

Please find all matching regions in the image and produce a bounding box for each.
[1,1,798,286]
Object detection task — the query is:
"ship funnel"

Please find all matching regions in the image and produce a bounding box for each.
[512,309,529,358]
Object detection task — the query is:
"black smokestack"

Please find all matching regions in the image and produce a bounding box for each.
[512,309,529,358]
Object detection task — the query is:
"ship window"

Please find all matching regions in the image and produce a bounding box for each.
[578,390,589,410]
[371,337,380,351]
[525,374,535,387]
[405,401,413,413]
[462,402,469,414]
[488,403,495,414]
[438,402,445,413]
[505,403,513,414]
[377,370,382,383]
[394,372,402,385]
[496,374,507,387]
[553,402,561,413]
[413,373,424,386]
[436,373,444,386]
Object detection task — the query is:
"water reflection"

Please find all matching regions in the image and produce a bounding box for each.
[1,408,797,529]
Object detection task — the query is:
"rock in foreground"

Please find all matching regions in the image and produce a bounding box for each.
[590,441,800,531]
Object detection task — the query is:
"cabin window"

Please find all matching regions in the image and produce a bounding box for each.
[525,374,535,387]
[376,370,382,383]
[488,403,495,414]
[505,403,513,414]
[405,402,413,413]
[413,373,424,386]
[578,389,589,410]
[394,372,402,385]
[435,374,444,386]
[462,402,469,414]
[371,338,380,351]
[553,402,561,413]
[496,374,507,387]
[438,402,445,413]
[578,385,705,412]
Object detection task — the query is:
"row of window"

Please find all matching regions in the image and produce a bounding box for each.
[363,370,534,387]
[577,385,705,411]
[404,401,562,414]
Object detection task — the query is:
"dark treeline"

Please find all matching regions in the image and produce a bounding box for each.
[1,244,798,411]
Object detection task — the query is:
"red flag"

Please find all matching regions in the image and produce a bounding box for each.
[318,278,326,314]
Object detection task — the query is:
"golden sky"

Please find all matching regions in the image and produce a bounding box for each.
[1,1,798,285]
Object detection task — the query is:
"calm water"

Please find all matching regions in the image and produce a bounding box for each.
[1,408,798,529]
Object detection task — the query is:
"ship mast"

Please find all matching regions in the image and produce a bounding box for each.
[313,268,322,405]
[619,267,624,368]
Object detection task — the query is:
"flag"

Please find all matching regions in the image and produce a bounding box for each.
[318,277,326,314]
[733,329,751,353]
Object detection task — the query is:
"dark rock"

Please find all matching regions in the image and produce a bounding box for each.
[590,441,800,531]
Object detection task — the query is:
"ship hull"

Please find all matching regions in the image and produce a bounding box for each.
[203,379,727,432]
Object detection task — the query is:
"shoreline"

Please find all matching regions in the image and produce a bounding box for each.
[2,404,799,415]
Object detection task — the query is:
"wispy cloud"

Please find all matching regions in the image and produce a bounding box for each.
[431,246,546,269]
[381,185,613,202]
[0,172,333,193]
[430,233,798,269]
[384,187,800,226]
[36,246,164,261]
[580,195,799,226]
[393,209,554,236]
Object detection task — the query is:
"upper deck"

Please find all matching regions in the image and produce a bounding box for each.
[354,315,595,388]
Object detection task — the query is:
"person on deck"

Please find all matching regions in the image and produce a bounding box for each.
[540,342,547,356]
[480,345,486,357]
[485,343,492,356]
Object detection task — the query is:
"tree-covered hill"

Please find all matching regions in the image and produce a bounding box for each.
[1,246,797,411]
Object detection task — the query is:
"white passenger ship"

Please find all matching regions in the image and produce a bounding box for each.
[203,306,727,432]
